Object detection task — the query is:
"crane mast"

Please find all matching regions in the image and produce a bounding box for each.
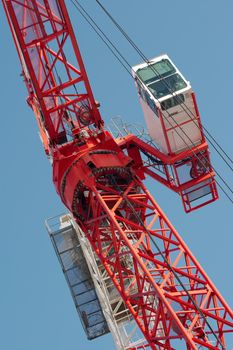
[3,1,233,349]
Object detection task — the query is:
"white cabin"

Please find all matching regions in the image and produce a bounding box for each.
[132,54,203,155]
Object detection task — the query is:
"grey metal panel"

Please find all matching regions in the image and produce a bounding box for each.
[46,217,110,340]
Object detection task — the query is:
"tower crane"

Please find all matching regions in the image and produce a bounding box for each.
[2,1,233,349]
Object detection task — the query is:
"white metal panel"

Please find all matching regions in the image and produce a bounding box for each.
[132,54,203,154]
[161,91,202,153]
[139,96,168,153]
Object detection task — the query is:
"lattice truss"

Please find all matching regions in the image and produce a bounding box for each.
[76,175,233,350]
[3,0,102,144]
[3,1,232,349]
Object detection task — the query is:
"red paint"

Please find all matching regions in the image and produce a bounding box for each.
[3,0,231,348]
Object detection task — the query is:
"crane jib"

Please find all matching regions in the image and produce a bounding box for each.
[2,0,232,349]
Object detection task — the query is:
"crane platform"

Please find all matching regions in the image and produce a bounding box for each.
[46,214,109,340]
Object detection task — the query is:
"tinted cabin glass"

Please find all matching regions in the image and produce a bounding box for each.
[144,90,157,114]
[161,94,185,110]
[148,74,187,99]
[136,59,175,85]
[136,79,157,114]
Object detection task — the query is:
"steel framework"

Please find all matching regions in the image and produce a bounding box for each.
[2,0,232,349]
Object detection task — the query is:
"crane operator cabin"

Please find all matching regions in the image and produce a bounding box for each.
[2,0,232,349]
[132,54,203,155]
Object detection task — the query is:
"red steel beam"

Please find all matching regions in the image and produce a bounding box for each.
[3,1,232,349]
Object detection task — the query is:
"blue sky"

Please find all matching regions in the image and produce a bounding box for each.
[0,1,232,349]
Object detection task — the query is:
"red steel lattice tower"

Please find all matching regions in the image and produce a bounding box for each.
[2,0,233,349]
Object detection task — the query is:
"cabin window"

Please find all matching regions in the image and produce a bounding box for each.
[136,77,157,114]
[136,59,175,85]
[144,90,157,114]
[136,79,144,98]
[148,74,187,99]
[161,94,185,110]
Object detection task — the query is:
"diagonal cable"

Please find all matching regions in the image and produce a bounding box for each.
[95,0,233,171]
[70,0,233,203]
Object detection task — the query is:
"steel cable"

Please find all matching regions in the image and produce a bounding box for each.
[95,0,233,172]
[70,0,233,203]
[68,1,231,345]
